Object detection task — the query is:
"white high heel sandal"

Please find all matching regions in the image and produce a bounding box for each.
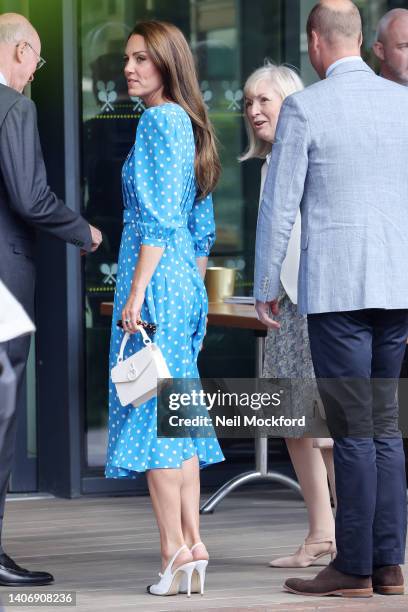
[179,542,209,595]
[147,545,196,596]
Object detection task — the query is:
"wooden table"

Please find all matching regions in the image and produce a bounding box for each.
[101,301,301,512]
[101,300,265,329]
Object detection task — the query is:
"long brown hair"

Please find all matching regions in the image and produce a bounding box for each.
[128,20,220,198]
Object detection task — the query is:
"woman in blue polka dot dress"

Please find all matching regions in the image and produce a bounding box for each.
[106,21,225,596]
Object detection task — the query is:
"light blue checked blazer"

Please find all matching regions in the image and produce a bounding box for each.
[254,60,408,314]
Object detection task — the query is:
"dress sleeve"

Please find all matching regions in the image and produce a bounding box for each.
[133,107,184,247]
[187,192,216,257]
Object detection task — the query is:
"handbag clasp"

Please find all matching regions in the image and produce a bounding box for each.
[127,362,138,381]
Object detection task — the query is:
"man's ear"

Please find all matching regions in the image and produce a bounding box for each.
[372,41,385,61]
[311,30,320,51]
[15,41,26,65]
[358,31,363,48]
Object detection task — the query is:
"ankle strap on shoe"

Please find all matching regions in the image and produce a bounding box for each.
[169,544,188,570]
[191,542,205,552]
[305,538,335,545]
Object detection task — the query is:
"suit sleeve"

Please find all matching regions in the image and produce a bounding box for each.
[253,95,309,302]
[0,97,92,251]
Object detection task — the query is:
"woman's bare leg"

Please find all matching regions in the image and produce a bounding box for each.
[285,438,335,553]
[146,467,193,571]
[180,455,209,560]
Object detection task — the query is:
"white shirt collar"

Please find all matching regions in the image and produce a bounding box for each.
[326,56,363,78]
[0,71,8,86]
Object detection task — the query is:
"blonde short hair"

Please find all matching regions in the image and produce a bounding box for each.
[239,62,304,161]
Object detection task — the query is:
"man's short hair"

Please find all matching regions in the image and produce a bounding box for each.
[307,1,362,44]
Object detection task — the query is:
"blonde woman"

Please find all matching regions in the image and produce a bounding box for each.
[240,62,336,568]
[106,21,224,596]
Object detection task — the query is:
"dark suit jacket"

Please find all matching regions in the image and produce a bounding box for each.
[0,83,92,315]
[0,85,92,302]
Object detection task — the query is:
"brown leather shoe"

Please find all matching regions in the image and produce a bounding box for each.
[284,563,373,598]
[372,565,404,595]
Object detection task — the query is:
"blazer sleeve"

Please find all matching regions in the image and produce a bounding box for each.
[253,94,309,302]
[0,96,92,251]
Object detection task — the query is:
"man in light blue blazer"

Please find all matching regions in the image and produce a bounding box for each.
[254,0,408,598]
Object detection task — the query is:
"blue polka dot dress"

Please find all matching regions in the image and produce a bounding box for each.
[105,103,225,478]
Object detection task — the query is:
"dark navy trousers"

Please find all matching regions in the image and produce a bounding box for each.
[308,309,408,576]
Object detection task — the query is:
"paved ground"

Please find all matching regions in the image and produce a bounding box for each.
[0,487,406,611]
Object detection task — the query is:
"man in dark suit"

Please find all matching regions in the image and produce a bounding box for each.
[0,12,102,586]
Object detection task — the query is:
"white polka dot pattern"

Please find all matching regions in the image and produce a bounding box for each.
[105,103,225,478]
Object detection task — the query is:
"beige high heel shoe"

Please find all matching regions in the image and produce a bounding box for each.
[179,542,209,595]
[269,538,336,568]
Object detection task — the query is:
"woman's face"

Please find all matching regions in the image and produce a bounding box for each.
[245,79,283,144]
[124,34,165,106]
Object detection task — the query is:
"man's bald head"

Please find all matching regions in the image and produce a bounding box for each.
[307,0,362,46]
[376,9,408,43]
[0,13,41,92]
[373,9,408,85]
[0,13,39,47]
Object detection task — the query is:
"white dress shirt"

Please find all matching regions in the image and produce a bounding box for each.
[259,156,301,304]
[326,56,363,78]
[0,71,8,86]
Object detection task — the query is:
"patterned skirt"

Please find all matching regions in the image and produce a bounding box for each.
[262,284,330,438]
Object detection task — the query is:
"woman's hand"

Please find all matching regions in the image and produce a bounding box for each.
[122,289,145,334]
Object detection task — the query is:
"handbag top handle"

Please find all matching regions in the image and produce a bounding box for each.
[117,325,152,363]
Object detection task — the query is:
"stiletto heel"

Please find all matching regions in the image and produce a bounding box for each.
[195,559,208,595]
[179,542,209,594]
[147,545,195,596]
[183,561,195,597]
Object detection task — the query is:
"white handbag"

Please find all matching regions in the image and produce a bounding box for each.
[111,326,172,407]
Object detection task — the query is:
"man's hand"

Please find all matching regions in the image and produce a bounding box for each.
[90,225,102,252]
[255,299,280,329]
